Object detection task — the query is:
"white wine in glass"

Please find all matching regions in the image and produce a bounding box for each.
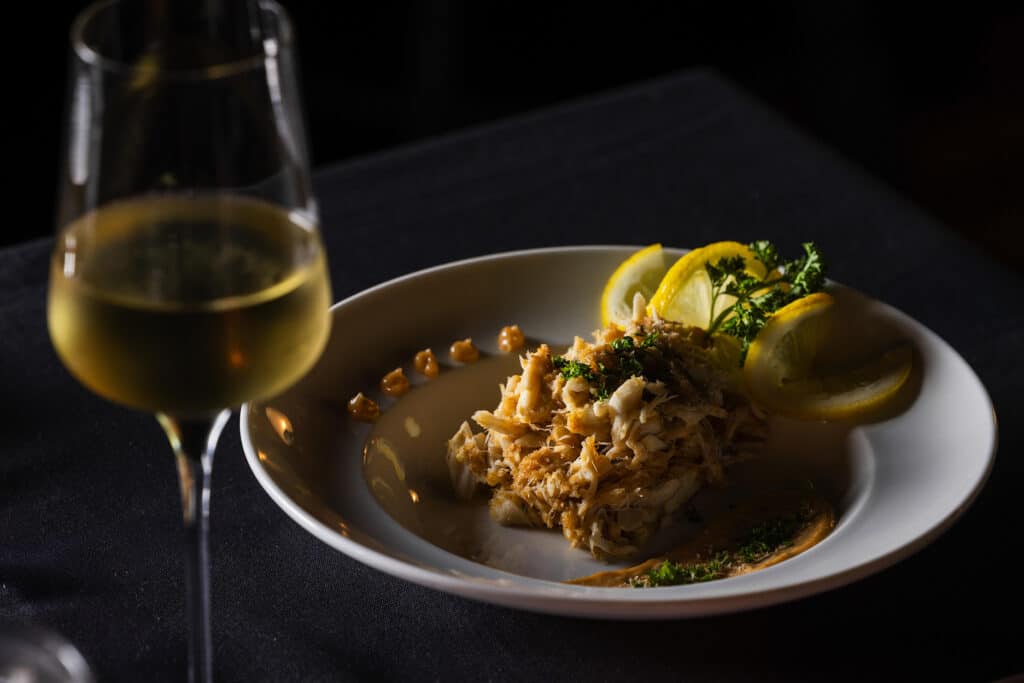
[47,2,329,681]
[49,195,330,413]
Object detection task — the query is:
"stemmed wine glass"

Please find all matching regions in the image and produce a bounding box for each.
[47,1,330,681]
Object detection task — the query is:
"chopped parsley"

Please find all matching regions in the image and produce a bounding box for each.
[552,331,661,402]
[551,357,597,382]
[635,553,730,587]
[552,355,607,400]
[734,517,799,564]
[639,331,660,348]
[632,512,805,588]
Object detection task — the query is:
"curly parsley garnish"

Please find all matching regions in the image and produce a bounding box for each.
[705,241,826,362]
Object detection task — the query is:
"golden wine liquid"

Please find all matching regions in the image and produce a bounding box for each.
[48,195,332,414]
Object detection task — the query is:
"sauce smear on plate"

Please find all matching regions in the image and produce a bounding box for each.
[569,491,834,587]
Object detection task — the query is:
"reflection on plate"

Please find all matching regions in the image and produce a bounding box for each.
[240,246,996,619]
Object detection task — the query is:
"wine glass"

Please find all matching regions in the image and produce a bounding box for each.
[46,1,330,681]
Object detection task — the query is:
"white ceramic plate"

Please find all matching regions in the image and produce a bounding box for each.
[240,246,996,619]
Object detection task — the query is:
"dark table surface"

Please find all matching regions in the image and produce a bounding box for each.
[2,69,1022,682]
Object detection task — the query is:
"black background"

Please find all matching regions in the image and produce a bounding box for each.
[10,2,1024,274]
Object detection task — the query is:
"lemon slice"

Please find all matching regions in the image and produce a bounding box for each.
[744,292,914,420]
[649,241,767,328]
[601,244,667,328]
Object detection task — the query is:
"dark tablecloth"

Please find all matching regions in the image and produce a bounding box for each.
[2,70,1022,682]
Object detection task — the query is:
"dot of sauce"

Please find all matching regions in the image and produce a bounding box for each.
[413,349,439,378]
[347,392,380,422]
[497,325,525,353]
[450,338,480,363]
[380,367,411,396]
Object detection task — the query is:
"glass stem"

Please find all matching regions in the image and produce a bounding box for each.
[158,410,231,683]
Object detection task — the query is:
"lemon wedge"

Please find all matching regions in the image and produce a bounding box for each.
[743,292,914,420]
[601,244,667,328]
[649,241,767,329]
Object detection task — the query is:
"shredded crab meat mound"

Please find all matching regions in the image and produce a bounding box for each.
[446,297,769,560]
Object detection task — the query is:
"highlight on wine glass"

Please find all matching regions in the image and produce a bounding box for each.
[46,1,331,681]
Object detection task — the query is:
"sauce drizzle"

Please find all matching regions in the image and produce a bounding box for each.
[568,492,835,587]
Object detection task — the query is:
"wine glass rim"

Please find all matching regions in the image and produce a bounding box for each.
[70,0,294,81]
